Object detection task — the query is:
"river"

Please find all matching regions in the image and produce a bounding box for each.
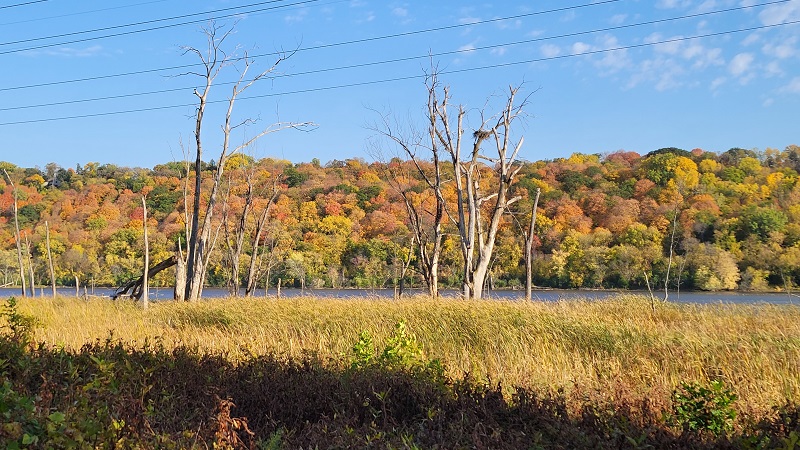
[0,286,797,304]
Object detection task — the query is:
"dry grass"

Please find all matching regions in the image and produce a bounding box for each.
[13,294,800,413]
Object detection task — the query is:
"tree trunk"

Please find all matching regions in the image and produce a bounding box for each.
[525,188,541,301]
[142,196,149,308]
[24,234,35,297]
[114,256,177,300]
[174,240,186,301]
[244,179,280,297]
[438,84,525,300]
[664,203,681,302]
[45,221,57,297]
[4,170,27,297]
[245,206,269,297]
[372,78,447,299]
[179,24,311,301]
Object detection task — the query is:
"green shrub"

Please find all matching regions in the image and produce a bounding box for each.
[670,380,737,436]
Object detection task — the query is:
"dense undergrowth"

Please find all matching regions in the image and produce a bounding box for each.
[2,296,800,449]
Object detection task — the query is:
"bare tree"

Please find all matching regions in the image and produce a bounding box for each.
[180,22,313,301]
[370,76,449,297]
[24,233,35,297]
[2,169,26,297]
[142,196,150,308]
[244,175,281,297]
[45,221,56,297]
[664,203,680,302]
[221,162,282,297]
[432,80,528,299]
[524,187,541,300]
[221,174,250,296]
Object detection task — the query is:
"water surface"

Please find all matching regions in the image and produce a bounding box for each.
[0,287,796,304]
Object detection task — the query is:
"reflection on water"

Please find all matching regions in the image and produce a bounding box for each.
[0,287,796,304]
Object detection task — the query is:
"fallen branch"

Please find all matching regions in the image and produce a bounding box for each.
[113,256,177,300]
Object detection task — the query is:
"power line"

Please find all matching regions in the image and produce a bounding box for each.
[0,0,47,10]
[0,0,624,88]
[1,1,175,26]
[0,0,327,56]
[1,18,796,127]
[0,0,787,112]
[0,0,309,47]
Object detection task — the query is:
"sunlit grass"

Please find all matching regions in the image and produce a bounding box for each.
[11,294,800,413]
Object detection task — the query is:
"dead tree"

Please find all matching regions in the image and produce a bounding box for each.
[221,174,251,296]
[432,80,528,299]
[524,187,541,300]
[113,256,177,300]
[24,233,35,297]
[222,164,281,297]
[45,221,56,297]
[142,196,150,308]
[371,76,448,298]
[244,176,281,297]
[180,22,313,301]
[3,169,26,297]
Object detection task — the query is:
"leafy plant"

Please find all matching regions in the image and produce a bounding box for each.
[350,331,375,370]
[0,297,36,347]
[379,320,425,369]
[350,321,443,378]
[670,379,737,436]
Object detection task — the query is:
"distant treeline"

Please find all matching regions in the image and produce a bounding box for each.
[1,144,800,292]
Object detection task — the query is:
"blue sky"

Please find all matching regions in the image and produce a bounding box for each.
[1,0,798,170]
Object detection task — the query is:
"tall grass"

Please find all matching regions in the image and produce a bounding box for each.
[14,294,800,413]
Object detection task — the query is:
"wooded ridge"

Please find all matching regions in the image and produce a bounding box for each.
[1,144,799,295]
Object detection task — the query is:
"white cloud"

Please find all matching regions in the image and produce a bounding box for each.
[762,37,797,59]
[695,0,718,13]
[599,49,630,72]
[25,45,104,58]
[499,19,522,30]
[765,61,783,76]
[691,47,724,68]
[648,33,683,55]
[682,43,704,59]
[391,7,407,17]
[595,35,630,72]
[609,14,627,25]
[780,77,800,93]
[763,98,774,107]
[572,42,592,55]
[458,17,480,25]
[491,47,507,56]
[284,7,309,23]
[540,44,561,58]
[741,33,761,46]
[729,52,754,76]
[710,77,727,90]
[625,56,686,91]
[657,0,692,8]
[759,0,800,25]
[458,43,476,53]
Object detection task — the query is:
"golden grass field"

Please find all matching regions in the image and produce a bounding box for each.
[12,294,800,415]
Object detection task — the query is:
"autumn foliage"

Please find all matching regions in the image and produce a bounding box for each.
[1,144,800,293]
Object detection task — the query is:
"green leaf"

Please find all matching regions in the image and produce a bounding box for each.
[48,411,66,424]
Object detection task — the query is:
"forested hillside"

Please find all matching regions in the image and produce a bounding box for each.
[2,144,800,293]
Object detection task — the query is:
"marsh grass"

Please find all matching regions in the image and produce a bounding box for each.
[13,294,800,414]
